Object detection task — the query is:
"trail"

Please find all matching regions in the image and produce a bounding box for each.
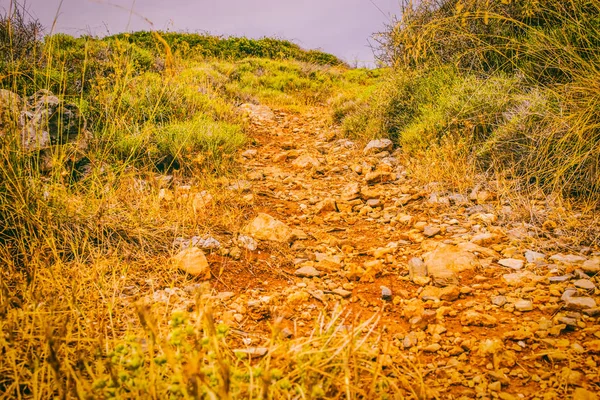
[199,105,600,398]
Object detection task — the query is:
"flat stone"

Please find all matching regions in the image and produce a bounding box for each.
[331,288,352,298]
[564,296,597,311]
[574,279,596,291]
[514,299,533,312]
[233,347,268,358]
[294,265,321,278]
[423,226,441,238]
[582,258,600,274]
[549,275,573,283]
[363,138,393,155]
[550,254,587,265]
[525,250,546,263]
[498,258,524,270]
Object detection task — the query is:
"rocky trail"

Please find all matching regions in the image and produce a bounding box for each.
[164,105,600,399]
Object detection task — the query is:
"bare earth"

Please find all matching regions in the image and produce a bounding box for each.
[163,105,600,399]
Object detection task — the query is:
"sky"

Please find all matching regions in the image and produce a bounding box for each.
[12,0,402,67]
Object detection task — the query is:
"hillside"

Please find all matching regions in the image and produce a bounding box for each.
[1,2,600,399]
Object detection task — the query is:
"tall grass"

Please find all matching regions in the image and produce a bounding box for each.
[339,0,600,204]
[0,4,395,397]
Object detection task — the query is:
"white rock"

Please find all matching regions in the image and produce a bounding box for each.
[550,254,587,265]
[363,139,393,155]
[238,235,258,251]
[525,250,546,263]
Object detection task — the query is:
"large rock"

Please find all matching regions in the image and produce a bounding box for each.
[423,243,479,285]
[172,247,211,279]
[242,213,294,243]
[20,90,86,152]
[363,139,393,155]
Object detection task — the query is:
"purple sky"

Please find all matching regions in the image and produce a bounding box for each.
[16,0,401,66]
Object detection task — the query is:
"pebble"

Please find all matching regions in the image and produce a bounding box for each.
[574,279,596,291]
[525,250,546,263]
[238,235,258,251]
[233,347,268,358]
[423,226,441,238]
[514,299,533,312]
[498,258,524,270]
[582,258,600,274]
[331,288,352,298]
[491,295,507,307]
[460,310,497,327]
[548,275,573,283]
[381,286,392,301]
[294,266,321,278]
[363,139,393,155]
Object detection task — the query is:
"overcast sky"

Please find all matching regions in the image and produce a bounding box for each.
[14,0,401,66]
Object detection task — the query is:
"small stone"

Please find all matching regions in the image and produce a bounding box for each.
[172,247,211,279]
[574,279,596,291]
[440,285,460,301]
[233,347,268,358]
[409,257,427,279]
[525,250,546,263]
[294,266,321,278]
[241,149,257,158]
[582,258,600,274]
[364,170,394,185]
[549,275,573,283]
[491,295,507,307]
[331,288,352,298]
[422,343,441,353]
[366,198,380,207]
[550,254,587,265]
[423,226,441,238]
[582,308,600,317]
[315,199,338,214]
[292,154,321,169]
[460,310,497,327]
[242,213,294,243]
[238,235,258,251]
[381,286,392,301]
[514,299,533,312]
[363,138,393,155]
[498,258,524,270]
[564,296,597,310]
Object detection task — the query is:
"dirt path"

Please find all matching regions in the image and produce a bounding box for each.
[193,105,600,399]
